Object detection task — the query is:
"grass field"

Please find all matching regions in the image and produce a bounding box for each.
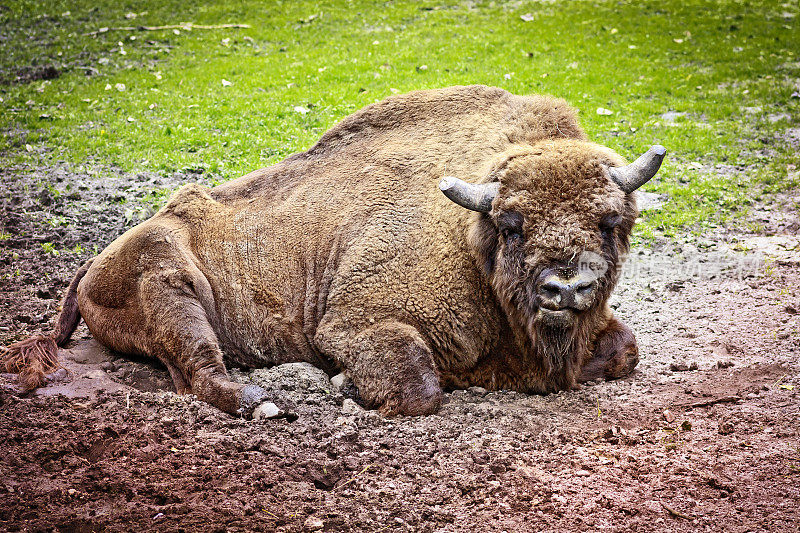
[1,0,798,242]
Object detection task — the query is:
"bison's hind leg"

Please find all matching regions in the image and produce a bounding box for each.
[579,316,639,383]
[80,242,277,417]
[135,268,279,416]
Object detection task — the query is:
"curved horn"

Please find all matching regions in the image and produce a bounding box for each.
[608,145,667,193]
[438,177,500,213]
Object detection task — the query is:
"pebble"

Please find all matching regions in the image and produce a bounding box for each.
[330,372,347,391]
[85,369,106,380]
[575,469,591,477]
[304,516,324,531]
[341,398,362,415]
[252,402,281,420]
[663,409,676,423]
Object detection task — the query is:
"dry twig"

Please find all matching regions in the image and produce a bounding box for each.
[334,465,373,491]
[678,396,741,409]
[661,502,693,520]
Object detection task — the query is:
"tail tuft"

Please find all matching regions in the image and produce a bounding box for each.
[2,258,92,391]
[1,335,61,391]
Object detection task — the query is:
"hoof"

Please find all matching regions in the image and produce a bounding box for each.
[379,374,442,417]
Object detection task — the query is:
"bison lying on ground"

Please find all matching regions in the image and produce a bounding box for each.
[3,85,665,417]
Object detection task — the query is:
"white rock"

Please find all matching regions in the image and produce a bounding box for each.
[341,398,362,415]
[330,372,347,390]
[253,402,281,420]
[304,516,324,531]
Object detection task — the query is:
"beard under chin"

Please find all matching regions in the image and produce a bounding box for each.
[531,312,579,378]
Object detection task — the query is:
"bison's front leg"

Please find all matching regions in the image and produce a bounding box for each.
[316,320,442,416]
[579,315,639,382]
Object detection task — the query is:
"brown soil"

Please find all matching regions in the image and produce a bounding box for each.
[1,164,799,532]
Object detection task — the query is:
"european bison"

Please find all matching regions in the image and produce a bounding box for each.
[3,85,665,417]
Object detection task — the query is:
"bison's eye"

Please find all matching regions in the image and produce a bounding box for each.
[501,227,522,243]
[599,213,622,236]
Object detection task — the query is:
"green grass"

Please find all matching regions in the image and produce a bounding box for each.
[1,0,799,242]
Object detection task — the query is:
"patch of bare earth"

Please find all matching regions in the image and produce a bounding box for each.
[1,165,799,531]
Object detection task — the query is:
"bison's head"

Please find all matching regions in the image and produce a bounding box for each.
[440,140,665,380]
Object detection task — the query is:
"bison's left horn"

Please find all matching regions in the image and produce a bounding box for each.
[438,177,500,213]
[608,145,667,193]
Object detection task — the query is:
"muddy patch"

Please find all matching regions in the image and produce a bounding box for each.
[12,64,61,84]
[1,164,799,531]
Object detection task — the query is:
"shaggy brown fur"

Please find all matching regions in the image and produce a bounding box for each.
[1,335,61,390]
[5,86,653,416]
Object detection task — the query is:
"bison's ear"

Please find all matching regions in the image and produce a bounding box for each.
[438,177,500,213]
[608,145,666,193]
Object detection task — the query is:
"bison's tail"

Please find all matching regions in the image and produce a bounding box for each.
[1,259,93,391]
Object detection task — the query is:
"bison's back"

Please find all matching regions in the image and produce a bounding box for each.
[210,85,584,206]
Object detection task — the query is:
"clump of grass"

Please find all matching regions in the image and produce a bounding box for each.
[41,242,59,256]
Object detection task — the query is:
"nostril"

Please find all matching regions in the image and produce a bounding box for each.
[575,281,594,295]
[540,281,563,298]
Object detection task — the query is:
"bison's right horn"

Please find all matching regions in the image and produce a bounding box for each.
[439,177,500,213]
[608,145,667,193]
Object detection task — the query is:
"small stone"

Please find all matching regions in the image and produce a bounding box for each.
[304,516,324,531]
[718,419,735,435]
[85,369,106,380]
[575,469,591,477]
[330,372,347,391]
[467,386,487,395]
[46,368,69,382]
[663,409,675,423]
[252,402,281,420]
[669,362,698,372]
[341,398,362,416]
[67,488,76,495]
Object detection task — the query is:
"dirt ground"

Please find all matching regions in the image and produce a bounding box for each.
[1,163,799,532]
